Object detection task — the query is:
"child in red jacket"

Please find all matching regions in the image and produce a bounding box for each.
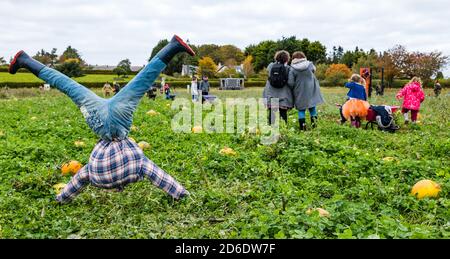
[396,77,425,124]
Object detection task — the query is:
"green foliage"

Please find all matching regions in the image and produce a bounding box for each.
[55,59,84,78]
[329,46,344,64]
[112,67,127,78]
[59,46,84,65]
[245,40,278,72]
[315,64,329,81]
[197,44,222,63]
[245,36,327,72]
[218,45,245,64]
[33,48,58,67]
[352,52,379,76]
[340,47,368,68]
[198,57,218,78]
[113,59,131,78]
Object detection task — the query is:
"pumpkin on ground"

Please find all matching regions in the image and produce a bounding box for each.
[219,147,237,156]
[74,140,86,147]
[61,160,82,176]
[146,110,159,116]
[138,141,150,150]
[53,183,67,194]
[411,180,441,199]
[306,208,331,218]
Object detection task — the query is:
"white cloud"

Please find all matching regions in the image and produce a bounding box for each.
[0,0,449,76]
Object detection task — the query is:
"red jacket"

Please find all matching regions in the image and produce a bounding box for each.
[396,82,425,111]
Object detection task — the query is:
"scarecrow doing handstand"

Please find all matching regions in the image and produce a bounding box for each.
[9,35,195,203]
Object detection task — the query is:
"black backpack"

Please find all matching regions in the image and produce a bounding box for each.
[269,63,288,88]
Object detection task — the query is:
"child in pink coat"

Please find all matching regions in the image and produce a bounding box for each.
[396,77,425,124]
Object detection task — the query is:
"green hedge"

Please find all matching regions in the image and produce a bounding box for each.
[0,67,29,73]
[0,82,42,88]
[0,66,139,75]
[0,82,108,89]
[83,70,139,75]
[2,79,448,89]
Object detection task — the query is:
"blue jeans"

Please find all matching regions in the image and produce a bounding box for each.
[298,107,317,119]
[38,57,166,141]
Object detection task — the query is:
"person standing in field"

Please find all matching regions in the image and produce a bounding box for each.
[191,76,199,102]
[8,35,195,203]
[200,75,210,103]
[102,81,113,97]
[263,50,294,125]
[396,77,425,124]
[434,80,442,97]
[113,81,121,95]
[288,51,324,131]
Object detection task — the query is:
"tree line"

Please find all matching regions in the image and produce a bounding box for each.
[148,36,447,86]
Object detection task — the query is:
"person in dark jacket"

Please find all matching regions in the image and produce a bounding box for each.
[113,81,121,95]
[263,50,294,125]
[200,76,210,103]
[147,82,158,100]
[434,80,442,97]
[288,51,324,130]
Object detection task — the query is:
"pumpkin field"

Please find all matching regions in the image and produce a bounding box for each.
[0,87,449,239]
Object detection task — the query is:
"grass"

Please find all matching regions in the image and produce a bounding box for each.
[0,87,449,239]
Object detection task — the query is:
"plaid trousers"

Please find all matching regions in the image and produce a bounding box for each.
[56,138,189,203]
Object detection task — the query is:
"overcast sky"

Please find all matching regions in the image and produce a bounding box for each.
[1,0,449,76]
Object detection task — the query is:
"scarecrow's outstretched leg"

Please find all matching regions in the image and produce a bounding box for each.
[9,51,108,138]
[108,35,195,139]
[9,51,103,108]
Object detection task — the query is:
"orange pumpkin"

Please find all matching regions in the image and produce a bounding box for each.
[61,160,82,176]
[342,99,370,121]
[69,161,82,175]
[61,163,71,176]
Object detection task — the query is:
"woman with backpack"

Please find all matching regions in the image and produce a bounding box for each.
[263,50,294,125]
[288,51,324,130]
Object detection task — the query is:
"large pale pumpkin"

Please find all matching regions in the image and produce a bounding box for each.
[219,147,237,156]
